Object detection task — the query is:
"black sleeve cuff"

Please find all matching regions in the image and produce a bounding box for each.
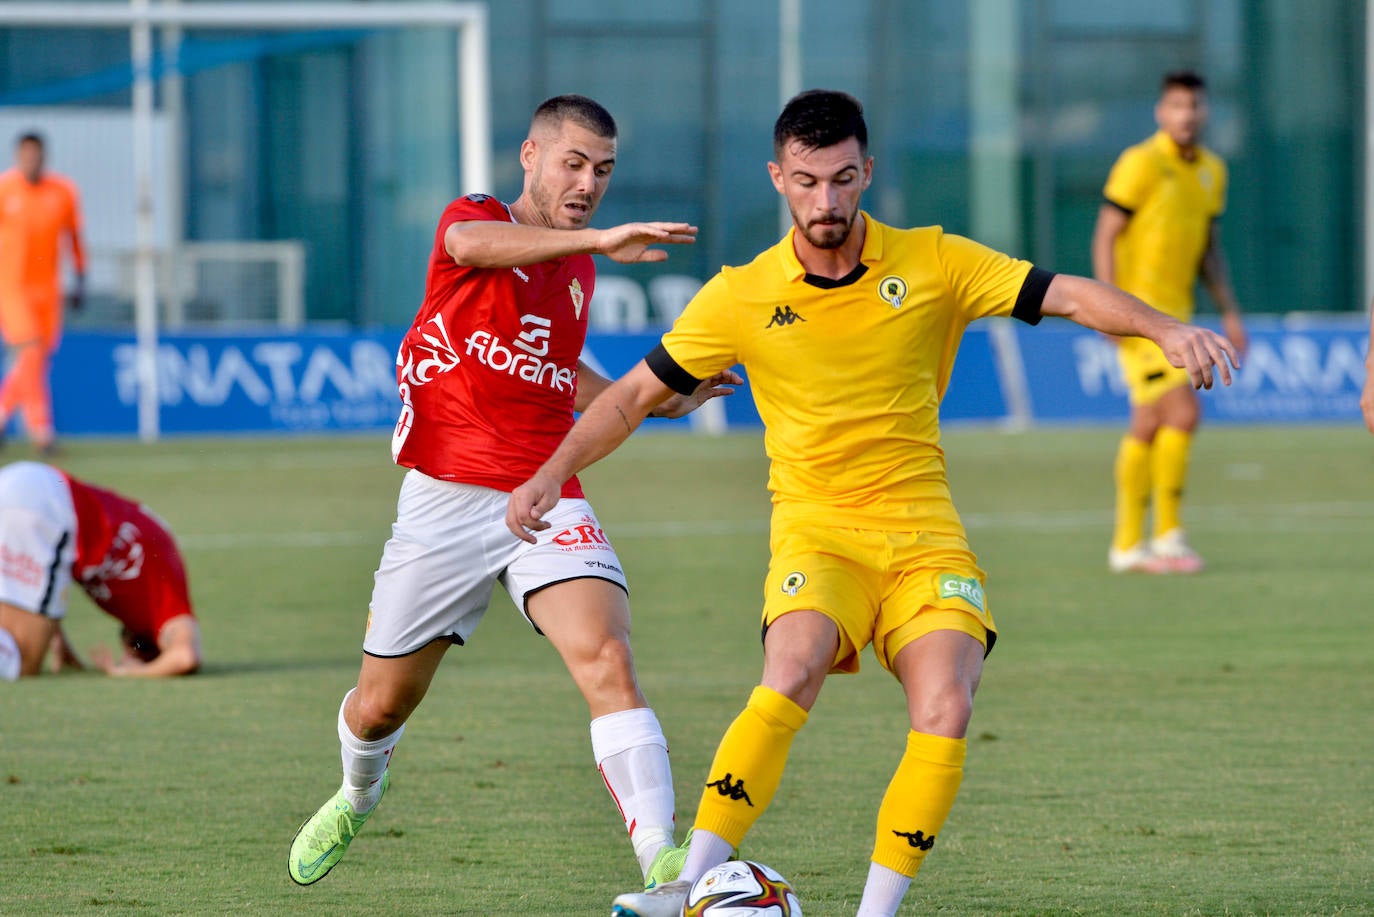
[1012,266,1055,326]
[645,343,702,396]
[1103,196,1134,216]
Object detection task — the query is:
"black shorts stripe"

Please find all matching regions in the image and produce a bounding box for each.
[1012,266,1055,326]
[522,575,629,636]
[645,343,702,396]
[37,530,70,618]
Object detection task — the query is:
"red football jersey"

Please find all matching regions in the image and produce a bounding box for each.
[61,473,194,648]
[391,194,592,498]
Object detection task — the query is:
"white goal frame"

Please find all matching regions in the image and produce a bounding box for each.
[0,2,491,441]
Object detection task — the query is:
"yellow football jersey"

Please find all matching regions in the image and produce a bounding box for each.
[647,213,1049,533]
[1103,130,1227,319]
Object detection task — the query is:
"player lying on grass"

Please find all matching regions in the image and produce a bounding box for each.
[0,461,200,680]
[507,89,1239,917]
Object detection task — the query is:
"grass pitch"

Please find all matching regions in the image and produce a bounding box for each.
[2,425,1371,915]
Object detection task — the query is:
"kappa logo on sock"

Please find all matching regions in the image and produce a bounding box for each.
[705,772,753,806]
[892,829,936,851]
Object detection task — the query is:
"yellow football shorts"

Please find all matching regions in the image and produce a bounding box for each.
[1116,335,1193,406]
[762,518,996,675]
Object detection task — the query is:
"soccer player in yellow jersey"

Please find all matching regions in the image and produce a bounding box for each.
[507,90,1238,917]
[1092,71,1248,574]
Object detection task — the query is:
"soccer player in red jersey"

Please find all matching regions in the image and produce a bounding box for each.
[0,461,200,680]
[287,95,740,888]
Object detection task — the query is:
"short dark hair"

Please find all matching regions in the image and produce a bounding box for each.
[1161,70,1206,94]
[16,131,44,149]
[530,94,617,140]
[774,89,868,159]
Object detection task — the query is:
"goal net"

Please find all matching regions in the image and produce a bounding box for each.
[0,2,491,436]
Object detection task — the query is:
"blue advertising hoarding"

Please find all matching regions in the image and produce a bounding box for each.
[1018,317,1369,425]
[28,316,1370,438]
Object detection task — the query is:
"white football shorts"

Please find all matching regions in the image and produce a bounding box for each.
[363,469,629,657]
[0,461,77,620]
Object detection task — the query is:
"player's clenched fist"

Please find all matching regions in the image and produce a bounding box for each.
[507,473,562,543]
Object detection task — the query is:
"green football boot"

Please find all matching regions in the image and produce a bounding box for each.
[643,830,691,889]
[287,771,389,885]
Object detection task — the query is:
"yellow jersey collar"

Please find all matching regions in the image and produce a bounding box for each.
[778,211,882,281]
[1151,130,1201,164]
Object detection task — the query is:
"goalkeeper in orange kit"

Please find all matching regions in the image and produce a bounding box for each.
[0,132,86,454]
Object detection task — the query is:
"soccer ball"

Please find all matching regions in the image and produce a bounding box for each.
[681,860,802,917]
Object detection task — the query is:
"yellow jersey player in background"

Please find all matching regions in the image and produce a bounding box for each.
[508,90,1238,917]
[1091,70,1249,574]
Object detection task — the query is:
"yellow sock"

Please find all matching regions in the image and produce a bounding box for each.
[1112,435,1152,551]
[871,731,967,877]
[693,685,808,848]
[1151,426,1192,538]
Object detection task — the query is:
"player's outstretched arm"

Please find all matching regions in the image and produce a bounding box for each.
[507,360,672,543]
[648,369,742,419]
[446,220,696,269]
[1042,274,1239,390]
[91,615,201,677]
[1362,299,1374,434]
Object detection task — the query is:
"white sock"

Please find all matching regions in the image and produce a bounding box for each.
[590,707,677,876]
[679,829,735,886]
[337,689,403,812]
[855,861,912,917]
[0,628,20,681]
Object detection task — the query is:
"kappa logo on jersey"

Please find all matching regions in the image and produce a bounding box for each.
[80,521,146,601]
[569,278,585,320]
[551,515,611,551]
[766,305,806,328]
[464,314,576,393]
[878,275,908,309]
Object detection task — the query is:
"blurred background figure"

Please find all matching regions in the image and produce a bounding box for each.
[1091,71,1247,576]
[0,132,86,456]
[0,461,199,680]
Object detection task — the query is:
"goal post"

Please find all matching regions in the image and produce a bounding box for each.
[0,2,491,441]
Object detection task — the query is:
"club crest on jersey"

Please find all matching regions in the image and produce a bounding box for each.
[878,275,908,309]
[780,571,807,596]
[569,278,585,320]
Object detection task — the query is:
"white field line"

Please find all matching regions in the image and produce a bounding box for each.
[177,500,1374,551]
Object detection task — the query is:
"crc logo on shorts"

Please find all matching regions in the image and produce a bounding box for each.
[551,515,611,552]
[780,571,807,596]
[878,275,908,309]
[938,574,985,612]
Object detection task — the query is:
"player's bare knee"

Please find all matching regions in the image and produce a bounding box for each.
[909,687,975,738]
[352,687,414,737]
[575,636,642,703]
